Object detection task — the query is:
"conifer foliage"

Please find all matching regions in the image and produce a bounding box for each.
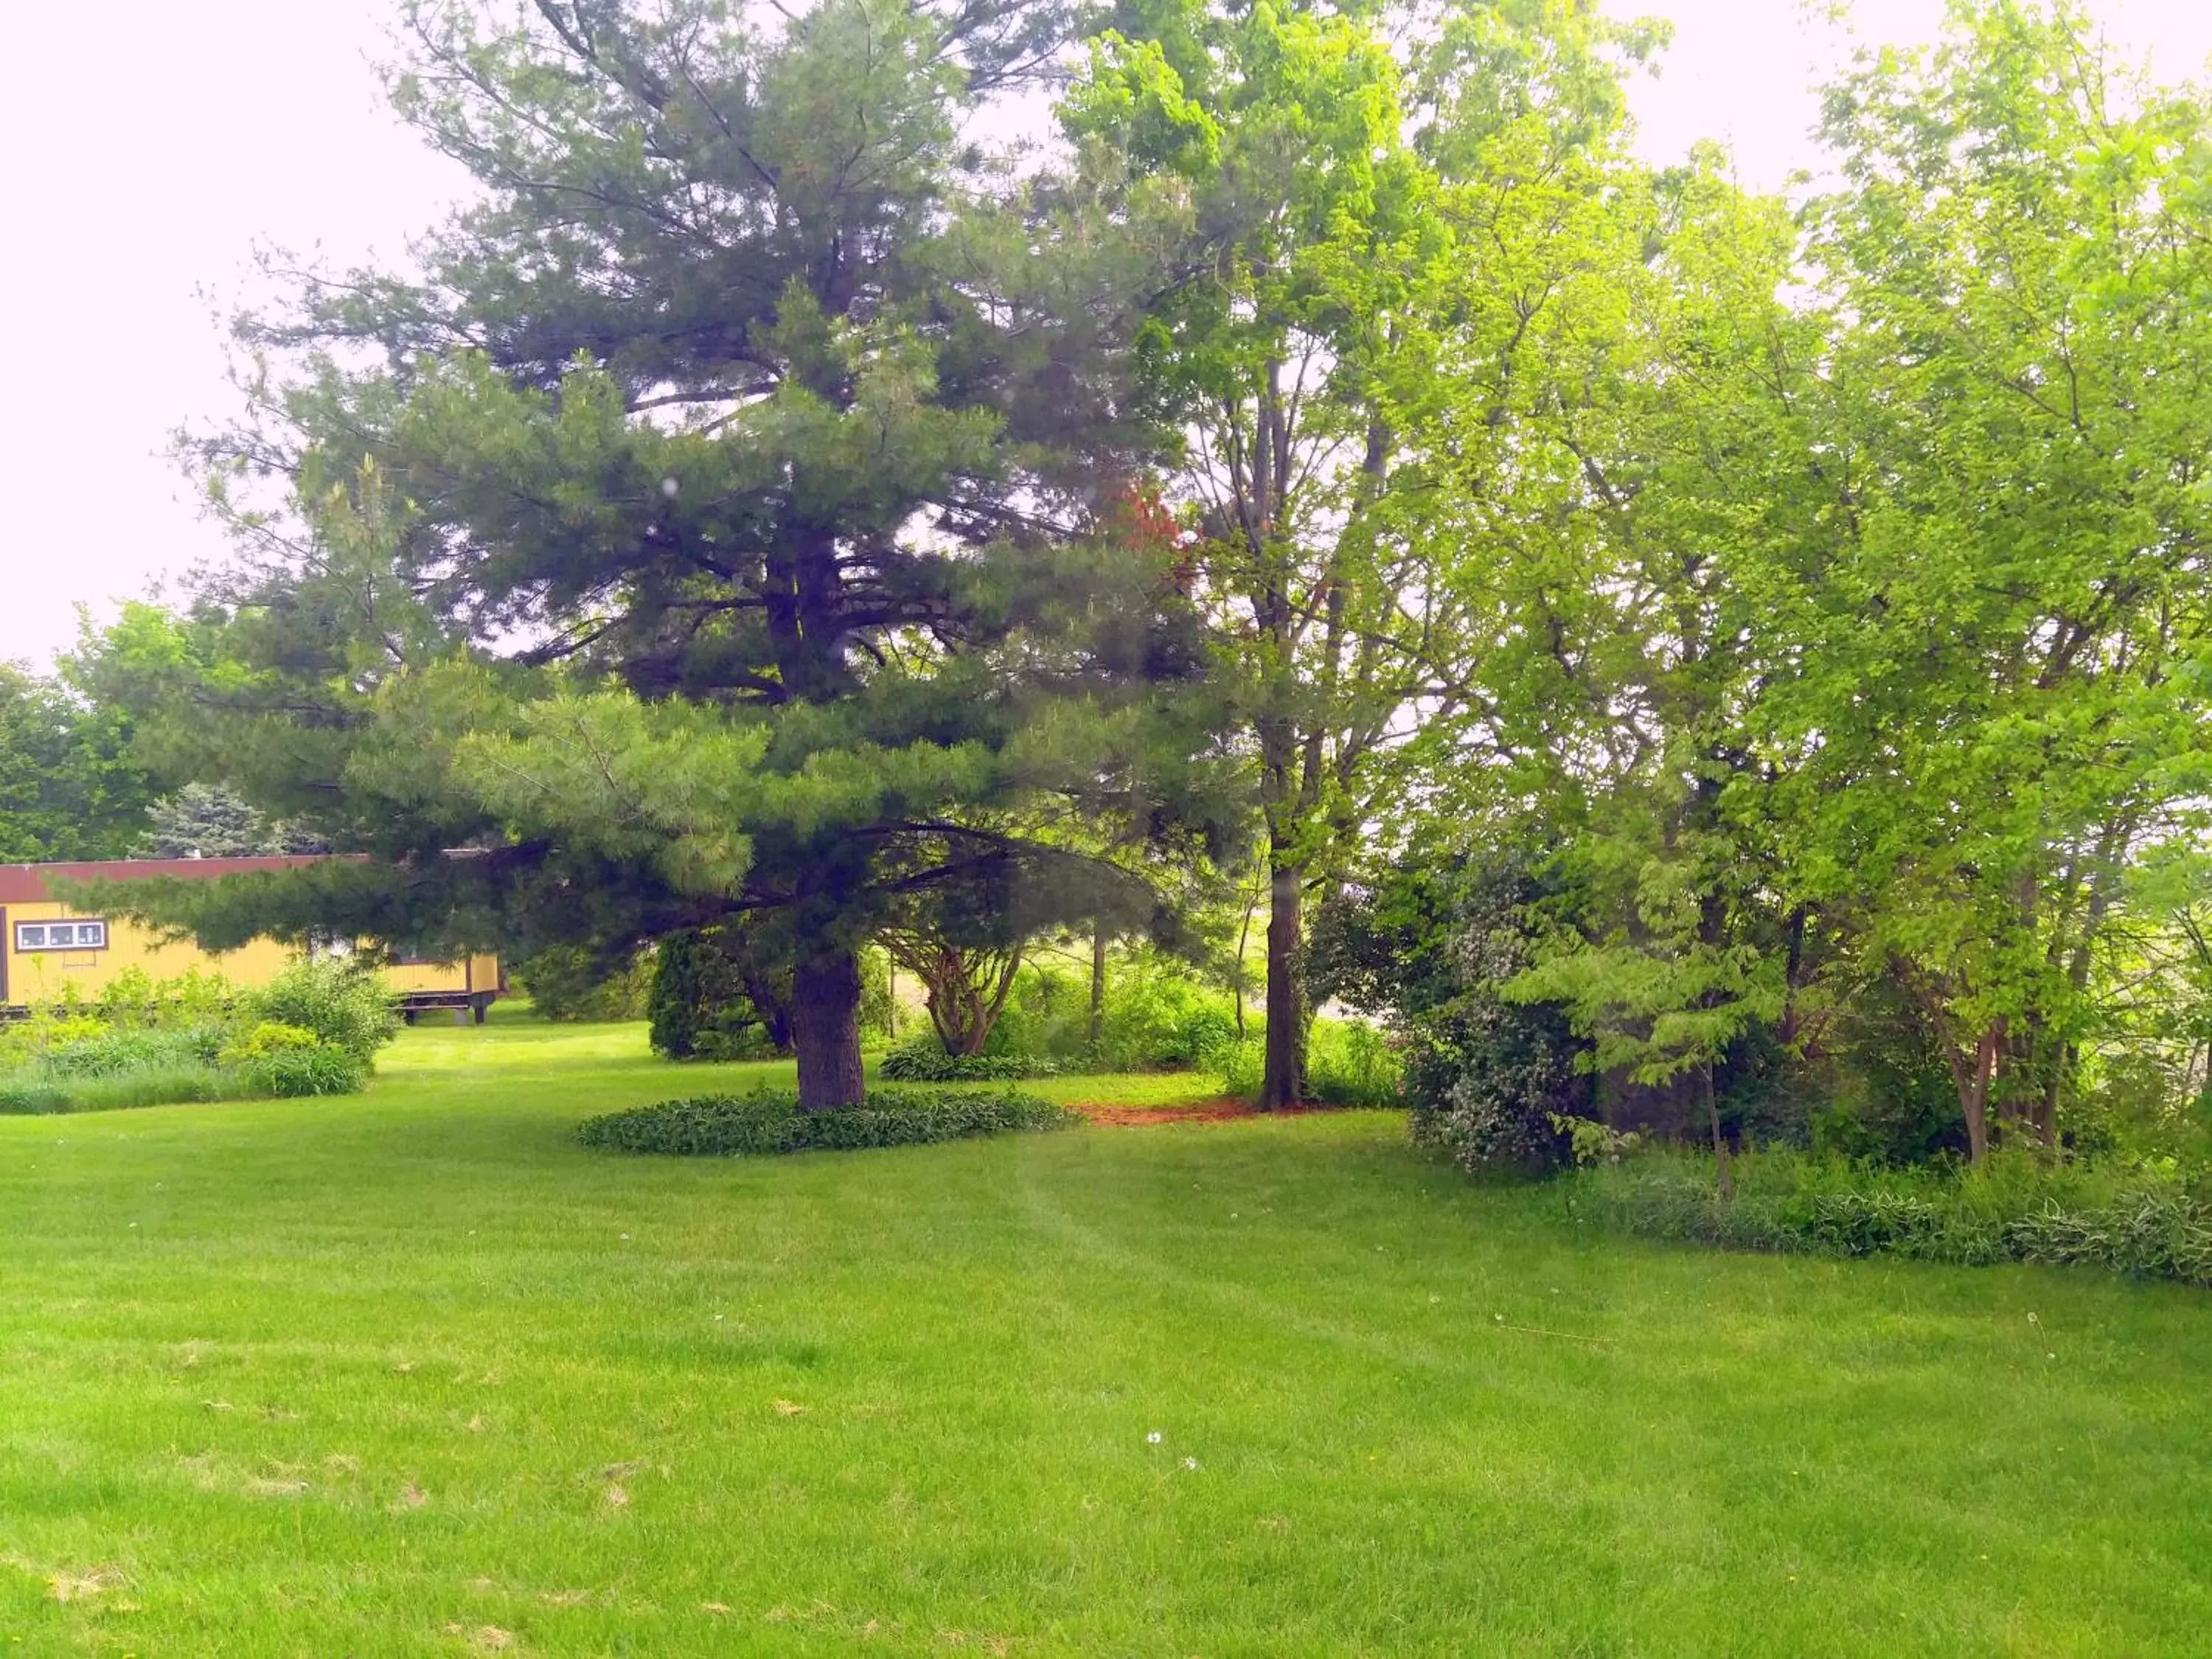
[119,0,1226,1107]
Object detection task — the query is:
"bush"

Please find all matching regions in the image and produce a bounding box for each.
[243,961,397,1063]
[0,1080,73,1115]
[242,1043,370,1099]
[577,1085,1079,1157]
[879,1036,1059,1082]
[1309,853,1589,1175]
[217,1021,323,1064]
[1214,1018,1404,1107]
[1571,1146,2212,1286]
[218,1019,368,1094]
[0,1064,249,1115]
[0,964,382,1115]
[1217,1037,1264,1099]
[91,966,237,1032]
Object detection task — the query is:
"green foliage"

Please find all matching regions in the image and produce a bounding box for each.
[88,966,235,1032]
[241,961,397,1063]
[119,0,1232,1110]
[0,965,381,1114]
[1089,959,1239,1071]
[44,1026,223,1078]
[648,927,790,1062]
[241,1043,371,1100]
[1553,1115,1643,1169]
[1575,1147,2212,1286]
[0,1065,243,1116]
[1310,856,1587,1174]
[136,782,326,859]
[0,658,158,861]
[513,945,653,1024]
[216,1022,323,1065]
[1214,1018,1401,1107]
[212,1015,371,1096]
[0,1078,72,1115]
[1305,1019,1400,1107]
[878,1037,1059,1082]
[577,1086,1079,1157]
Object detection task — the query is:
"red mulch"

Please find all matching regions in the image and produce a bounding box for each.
[1067,1096,1337,1127]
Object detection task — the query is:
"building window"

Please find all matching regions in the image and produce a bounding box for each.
[15,919,109,953]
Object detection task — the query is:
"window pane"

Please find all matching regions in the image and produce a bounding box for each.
[17,925,44,949]
[82,922,106,947]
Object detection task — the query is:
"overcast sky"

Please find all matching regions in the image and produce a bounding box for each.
[3,0,2209,670]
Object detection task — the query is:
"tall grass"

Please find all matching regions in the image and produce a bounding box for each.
[1216,1016,1402,1106]
[1571,1144,2212,1285]
[0,1062,254,1115]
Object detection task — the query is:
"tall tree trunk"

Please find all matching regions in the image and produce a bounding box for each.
[1779,906,1808,1047]
[1234,886,1257,1043]
[1703,1060,1733,1200]
[1898,963,2000,1165]
[1939,1019,2003,1165]
[790,947,865,1111]
[1088,923,1107,1053]
[1260,857,1307,1110]
[2034,1045,2069,1149]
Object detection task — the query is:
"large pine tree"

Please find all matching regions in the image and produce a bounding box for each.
[110,0,1229,1107]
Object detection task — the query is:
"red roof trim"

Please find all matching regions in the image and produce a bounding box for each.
[0,855,360,905]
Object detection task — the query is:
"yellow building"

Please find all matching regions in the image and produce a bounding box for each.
[0,857,504,1024]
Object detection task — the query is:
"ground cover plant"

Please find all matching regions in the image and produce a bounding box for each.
[877,1039,1060,1082]
[577,1085,1078,1155]
[0,963,394,1115]
[5,1018,2212,1655]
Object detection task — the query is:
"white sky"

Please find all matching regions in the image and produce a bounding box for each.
[2,0,2209,672]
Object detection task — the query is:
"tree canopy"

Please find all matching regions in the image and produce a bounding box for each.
[73,0,2212,1152]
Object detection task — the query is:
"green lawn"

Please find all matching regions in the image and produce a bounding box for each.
[4,1022,2211,1655]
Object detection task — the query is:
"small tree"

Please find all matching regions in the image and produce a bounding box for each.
[136,782,327,860]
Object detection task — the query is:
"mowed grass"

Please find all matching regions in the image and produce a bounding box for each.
[4,1022,2211,1655]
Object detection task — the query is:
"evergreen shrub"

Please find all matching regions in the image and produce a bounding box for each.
[577,1086,1079,1157]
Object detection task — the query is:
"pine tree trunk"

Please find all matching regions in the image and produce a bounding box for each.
[791,948,865,1112]
[1260,860,1307,1110]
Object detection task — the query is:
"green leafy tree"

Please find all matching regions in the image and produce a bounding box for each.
[1773,0,2212,1159]
[1065,0,1435,1107]
[0,660,157,863]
